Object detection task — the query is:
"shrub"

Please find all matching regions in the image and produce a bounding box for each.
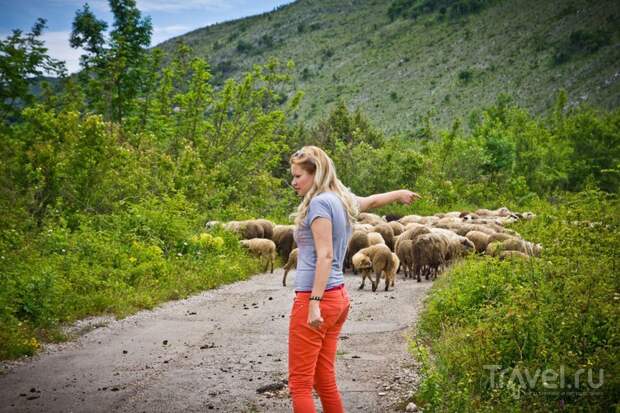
[411,190,620,412]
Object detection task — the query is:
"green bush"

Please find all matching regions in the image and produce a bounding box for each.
[411,190,620,412]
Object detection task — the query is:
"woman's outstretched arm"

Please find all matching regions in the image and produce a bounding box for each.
[356,189,421,212]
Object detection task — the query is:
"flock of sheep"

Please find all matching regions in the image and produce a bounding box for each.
[206,207,541,292]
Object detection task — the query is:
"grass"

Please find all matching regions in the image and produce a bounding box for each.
[157,0,620,134]
[408,190,620,412]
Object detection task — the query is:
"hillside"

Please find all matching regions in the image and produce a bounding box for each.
[156,0,620,134]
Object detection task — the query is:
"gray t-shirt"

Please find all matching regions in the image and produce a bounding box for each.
[293,192,353,292]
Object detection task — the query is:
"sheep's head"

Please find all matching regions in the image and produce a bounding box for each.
[461,238,475,253]
[497,207,511,217]
[239,240,250,249]
[205,220,221,229]
[352,252,372,270]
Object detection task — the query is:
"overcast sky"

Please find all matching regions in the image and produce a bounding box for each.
[0,0,295,74]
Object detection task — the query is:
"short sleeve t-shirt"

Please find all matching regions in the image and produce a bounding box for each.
[293,192,353,291]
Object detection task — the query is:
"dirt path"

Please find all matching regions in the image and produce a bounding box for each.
[0,269,432,412]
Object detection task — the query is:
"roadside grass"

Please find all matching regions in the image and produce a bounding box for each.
[408,190,619,412]
[0,209,263,360]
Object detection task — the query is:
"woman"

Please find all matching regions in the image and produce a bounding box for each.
[288,146,419,412]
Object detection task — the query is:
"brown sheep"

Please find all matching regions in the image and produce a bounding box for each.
[224,220,264,239]
[345,231,370,273]
[240,238,276,273]
[445,236,475,262]
[394,225,431,253]
[272,225,296,260]
[465,230,491,253]
[357,212,385,226]
[371,224,394,247]
[412,233,448,282]
[430,228,476,261]
[367,232,386,246]
[352,244,397,292]
[282,248,298,286]
[388,253,400,289]
[255,219,275,240]
[396,239,415,279]
[387,220,405,237]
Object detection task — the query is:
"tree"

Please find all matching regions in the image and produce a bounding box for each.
[0,18,66,122]
[71,0,152,122]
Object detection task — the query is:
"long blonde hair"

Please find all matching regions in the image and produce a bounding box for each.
[289,146,359,227]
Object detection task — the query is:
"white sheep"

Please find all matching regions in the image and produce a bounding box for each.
[240,238,276,273]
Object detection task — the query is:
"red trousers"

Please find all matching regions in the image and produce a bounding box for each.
[288,287,350,413]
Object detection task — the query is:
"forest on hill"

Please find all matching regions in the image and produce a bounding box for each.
[0,0,618,411]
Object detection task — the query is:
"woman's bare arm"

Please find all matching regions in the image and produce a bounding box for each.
[356,189,421,212]
[307,217,334,328]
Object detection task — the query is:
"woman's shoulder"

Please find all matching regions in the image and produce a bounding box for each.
[311,191,339,206]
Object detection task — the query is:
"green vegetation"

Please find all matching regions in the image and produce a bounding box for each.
[157,0,620,134]
[0,0,618,410]
[411,190,619,411]
[388,0,497,21]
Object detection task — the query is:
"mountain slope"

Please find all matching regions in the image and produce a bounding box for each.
[157,0,620,134]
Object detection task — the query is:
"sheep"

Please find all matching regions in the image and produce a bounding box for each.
[475,207,512,217]
[387,220,405,237]
[396,239,415,279]
[224,220,265,239]
[487,232,515,244]
[445,235,475,262]
[486,238,542,257]
[352,223,375,233]
[412,233,448,282]
[272,225,296,260]
[357,212,386,226]
[388,253,400,289]
[430,228,476,261]
[383,214,402,222]
[345,231,370,272]
[399,214,424,225]
[255,219,275,240]
[282,248,298,287]
[499,250,530,260]
[394,225,431,253]
[240,238,276,273]
[367,232,386,246]
[465,230,491,253]
[352,244,397,292]
[412,232,474,282]
[372,223,395,251]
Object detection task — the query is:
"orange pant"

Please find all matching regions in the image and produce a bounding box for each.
[288,287,350,413]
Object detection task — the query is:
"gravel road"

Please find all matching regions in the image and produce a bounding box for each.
[0,269,432,412]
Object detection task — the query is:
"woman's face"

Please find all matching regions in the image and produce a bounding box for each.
[291,164,314,197]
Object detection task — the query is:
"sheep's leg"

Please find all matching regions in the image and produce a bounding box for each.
[372,271,381,292]
[263,255,270,273]
[358,270,367,290]
[282,269,289,287]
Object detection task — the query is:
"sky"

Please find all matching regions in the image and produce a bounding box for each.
[0,0,295,74]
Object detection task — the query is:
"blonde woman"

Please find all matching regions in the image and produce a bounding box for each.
[288,146,419,412]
